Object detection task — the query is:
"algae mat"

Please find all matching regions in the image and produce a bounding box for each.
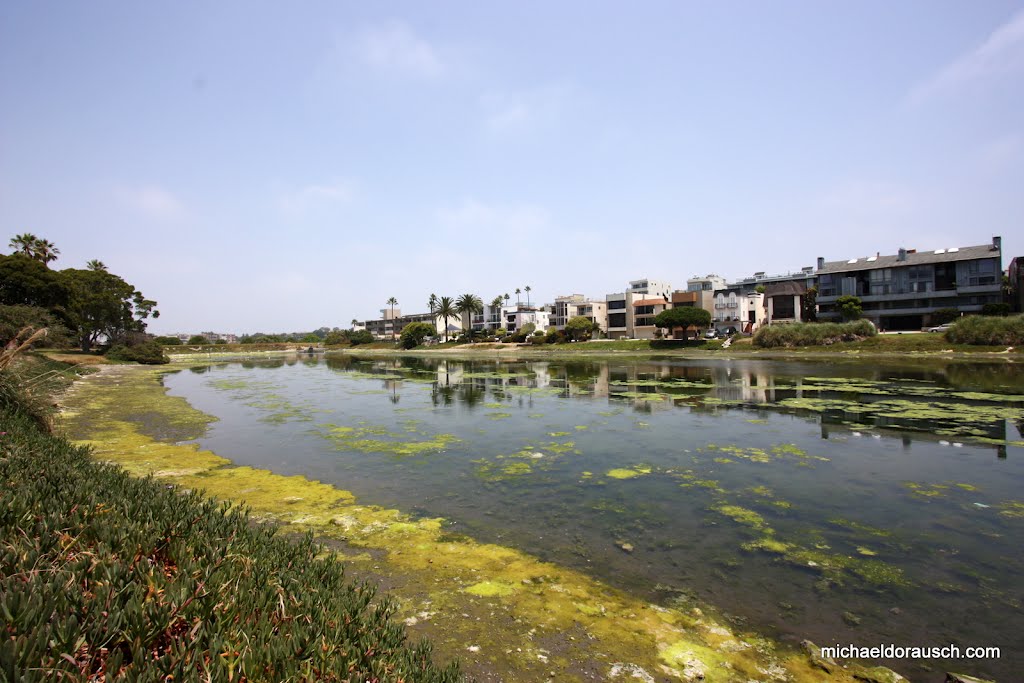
[59,364,870,683]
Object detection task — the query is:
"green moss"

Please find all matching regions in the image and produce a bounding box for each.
[606,466,651,479]
[465,580,518,597]
[742,537,791,554]
[711,504,767,530]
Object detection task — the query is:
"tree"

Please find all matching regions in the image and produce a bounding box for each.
[60,268,159,352]
[301,333,320,343]
[565,315,595,341]
[0,254,70,308]
[653,307,711,339]
[755,285,766,294]
[86,259,108,272]
[489,296,504,333]
[386,297,398,340]
[435,296,456,342]
[428,293,438,317]
[323,330,348,345]
[524,285,532,307]
[9,233,39,257]
[515,288,521,305]
[154,336,182,345]
[455,293,483,342]
[801,286,818,323]
[349,329,374,345]
[836,295,862,321]
[188,335,209,345]
[33,239,60,265]
[504,293,510,307]
[8,234,59,266]
[399,321,435,349]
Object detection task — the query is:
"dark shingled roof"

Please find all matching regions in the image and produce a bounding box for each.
[818,243,999,275]
[764,281,809,297]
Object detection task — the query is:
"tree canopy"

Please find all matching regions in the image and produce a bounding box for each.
[0,254,70,309]
[399,321,435,349]
[565,315,596,341]
[836,295,862,321]
[61,268,159,352]
[653,307,711,336]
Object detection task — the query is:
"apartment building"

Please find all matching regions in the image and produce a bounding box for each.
[553,294,608,333]
[501,305,550,335]
[816,237,1003,330]
[711,287,765,334]
[362,308,451,339]
[605,278,672,339]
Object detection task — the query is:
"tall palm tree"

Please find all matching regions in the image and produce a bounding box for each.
[504,293,510,307]
[386,297,398,340]
[455,293,483,342]
[351,318,358,329]
[86,259,107,272]
[524,285,532,307]
[428,293,438,318]
[33,239,60,265]
[490,296,504,331]
[515,288,521,305]
[435,296,456,342]
[8,233,38,257]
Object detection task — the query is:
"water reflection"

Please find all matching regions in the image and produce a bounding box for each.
[164,354,1024,682]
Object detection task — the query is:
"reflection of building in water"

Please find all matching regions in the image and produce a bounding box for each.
[434,361,464,387]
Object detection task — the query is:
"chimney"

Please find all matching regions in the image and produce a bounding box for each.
[816,256,824,270]
[993,235,1002,252]
[897,247,907,262]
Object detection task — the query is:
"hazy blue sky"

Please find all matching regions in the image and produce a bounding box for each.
[2,2,1021,334]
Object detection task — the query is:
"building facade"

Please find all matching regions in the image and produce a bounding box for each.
[816,237,1003,330]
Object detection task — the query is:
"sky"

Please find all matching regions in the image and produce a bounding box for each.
[1,1,1022,334]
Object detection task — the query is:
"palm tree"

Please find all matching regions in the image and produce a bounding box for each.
[504,293,510,307]
[86,259,107,272]
[515,288,521,306]
[386,297,398,340]
[455,293,483,342]
[33,239,60,265]
[524,285,532,307]
[490,296,504,332]
[351,318,358,329]
[9,233,38,257]
[428,293,438,318]
[435,296,456,342]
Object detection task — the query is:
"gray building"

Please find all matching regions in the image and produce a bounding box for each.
[816,237,1003,330]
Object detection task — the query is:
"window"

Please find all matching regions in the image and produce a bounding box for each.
[635,305,654,315]
[608,300,626,310]
[608,313,627,328]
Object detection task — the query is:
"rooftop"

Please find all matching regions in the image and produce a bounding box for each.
[818,241,1000,274]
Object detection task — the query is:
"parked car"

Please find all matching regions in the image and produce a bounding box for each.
[927,324,951,333]
[704,329,719,339]
[723,326,739,336]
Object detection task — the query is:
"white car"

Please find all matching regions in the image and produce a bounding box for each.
[927,324,951,333]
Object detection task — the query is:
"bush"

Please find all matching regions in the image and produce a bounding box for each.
[323,331,348,345]
[154,335,182,345]
[981,303,1011,317]
[931,308,960,326]
[0,389,460,682]
[400,321,435,349]
[187,335,209,345]
[836,295,863,321]
[753,320,877,348]
[348,329,375,346]
[946,314,1024,346]
[105,341,169,365]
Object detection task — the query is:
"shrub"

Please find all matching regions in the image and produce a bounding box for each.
[105,341,169,364]
[945,314,1024,346]
[154,335,183,345]
[931,308,960,326]
[753,320,877,348]
[187,335,209,345]
[400,321,435,349]
[836,295,863,321]
[981,303,1011,317]
[323,331,348,345]
[0,304,71,348]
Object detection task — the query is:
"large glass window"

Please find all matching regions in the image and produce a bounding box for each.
[608,300,626,310]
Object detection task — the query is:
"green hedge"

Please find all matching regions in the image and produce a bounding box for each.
[946,314,1024,346]
[0,369,460,682]
[753,320,877,348]
[105,341,169,365]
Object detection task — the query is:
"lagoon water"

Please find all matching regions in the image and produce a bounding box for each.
[163,354,1023,681]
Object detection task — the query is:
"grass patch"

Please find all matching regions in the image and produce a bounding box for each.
[753,320,877,348]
